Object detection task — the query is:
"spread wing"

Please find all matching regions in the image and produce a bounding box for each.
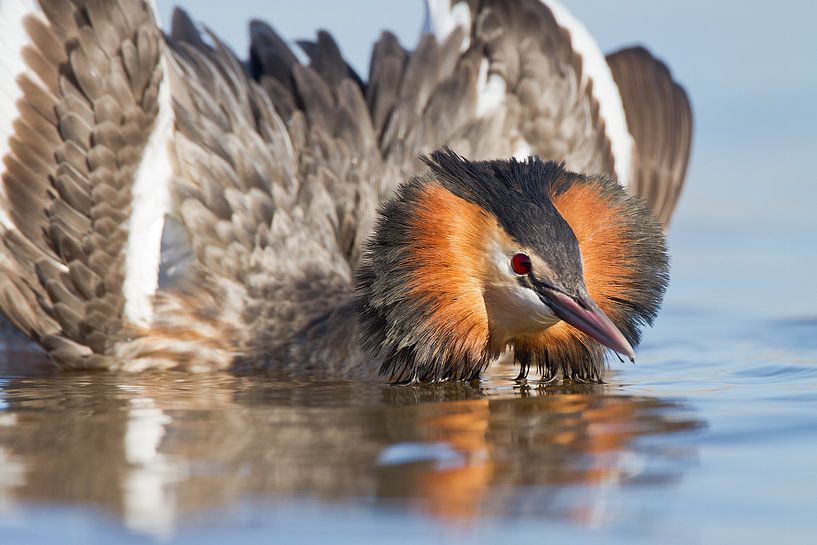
[606,46,693,227]
[425,0,634,185]
[0,0,165,369]
[427,0,692,228]
[127,13,360,373]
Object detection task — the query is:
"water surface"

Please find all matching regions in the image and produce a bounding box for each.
[0,300,815,544]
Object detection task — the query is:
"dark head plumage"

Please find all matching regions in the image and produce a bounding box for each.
[422,149,587,299]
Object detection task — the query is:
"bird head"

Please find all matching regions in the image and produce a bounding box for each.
[356,149,669,383]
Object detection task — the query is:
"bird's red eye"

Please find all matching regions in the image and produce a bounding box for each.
[510,253,531,275]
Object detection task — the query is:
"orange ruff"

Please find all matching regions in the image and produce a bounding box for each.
[405,182,492,362]
[518,180,633,360]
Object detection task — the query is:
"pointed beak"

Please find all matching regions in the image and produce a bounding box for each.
[542,290,635,361]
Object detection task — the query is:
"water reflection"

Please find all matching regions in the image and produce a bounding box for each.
[0,356,703,537]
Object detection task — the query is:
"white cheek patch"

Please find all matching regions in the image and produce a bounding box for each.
[484,243,559,343]
[505,284,558,324]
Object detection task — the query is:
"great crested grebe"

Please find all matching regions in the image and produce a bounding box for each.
[0,0,691,382]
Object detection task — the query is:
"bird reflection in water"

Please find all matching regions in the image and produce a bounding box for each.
[0,358,702,536]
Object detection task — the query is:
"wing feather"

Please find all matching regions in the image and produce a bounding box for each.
[426,0,628,182]
[606,46,692,227]
[0,0,165,368]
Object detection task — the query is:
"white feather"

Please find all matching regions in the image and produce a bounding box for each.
[0,0,45,229]
[424,0,635,187]
[123,55,173,328]
[544,0,634,188]
[425,2,538,161]
[424,0,471,50]
[475,58,506,118]
[512,140,533,160]
[475,45,533,159]
[121,0,173,328]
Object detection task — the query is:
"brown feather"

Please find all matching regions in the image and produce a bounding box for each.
[606,47,693,227]
[0,0,163,370]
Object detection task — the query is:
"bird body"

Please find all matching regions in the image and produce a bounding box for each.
[0,0,691,382]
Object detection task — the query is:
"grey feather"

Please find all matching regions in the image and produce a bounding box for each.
[0,0,163,368]
[297,30,364,91]
[606,47,693,227]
